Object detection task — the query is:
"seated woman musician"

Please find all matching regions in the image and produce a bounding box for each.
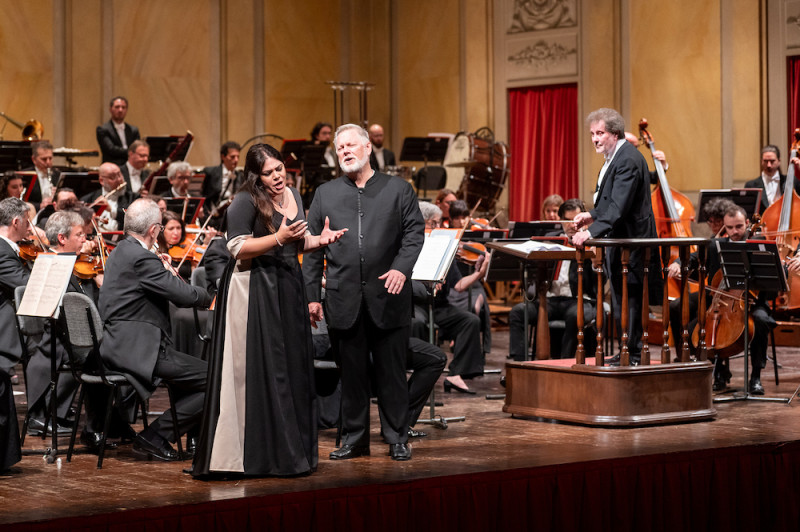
[508,198,599,361]
[434,188,458,227]
[540,194,564,221]
[158,210,193,279]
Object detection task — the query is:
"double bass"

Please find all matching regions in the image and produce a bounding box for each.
[639,119,697,299]
[760,129,800,312]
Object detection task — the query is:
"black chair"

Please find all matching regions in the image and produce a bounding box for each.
[60,292,181,468]
[414,166,447,195]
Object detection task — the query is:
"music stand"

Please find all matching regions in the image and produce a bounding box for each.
[509,221,563,239]
[697,188,763,222]
[149,175,171,196]
[461,229,508,241]
[56,172,100,199]
[713,239,788,403]
[399,137,450,197]
[164,197,205,224]
[145,135,192,163]
[0,140,33,171]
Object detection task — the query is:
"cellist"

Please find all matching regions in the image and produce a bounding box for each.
[667,203,776,394]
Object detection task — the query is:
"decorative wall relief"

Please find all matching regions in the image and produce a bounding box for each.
[505,34,577,79]
[508,0,576,34]
[786,1,800,49]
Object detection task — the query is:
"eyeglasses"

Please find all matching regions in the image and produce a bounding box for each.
[425,219,442,228]
[153,223,164,234]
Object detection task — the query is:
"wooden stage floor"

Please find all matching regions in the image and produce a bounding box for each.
[3,331,800,529]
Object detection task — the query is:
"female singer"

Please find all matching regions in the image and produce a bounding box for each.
[193,143,345,478]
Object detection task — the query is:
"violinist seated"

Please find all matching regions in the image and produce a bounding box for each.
[434,188,458,227]
[508,198,600,361]
[81,163,134,232]
[411,202,487,394]
[0,197,35,471]
[98,198,212,461]
[158,210,194,280]
[35,187,79,230]
[446,199,493,355]
[667,203,776,394]
[25,212,129,452]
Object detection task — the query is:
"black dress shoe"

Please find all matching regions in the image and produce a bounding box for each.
[329,444,370,460]
[749,377,765,396]
[712,377,727,392]
[443,379,476,394]
[500,375,506,388]
[184,436,198,458]
[80,431,117,454]
[389,443,412,461]
[27,418,72,436]
[133,433,180,461]
[408,428,427,438]
[605,354,640,367]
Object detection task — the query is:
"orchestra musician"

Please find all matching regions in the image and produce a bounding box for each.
[412,201,487,394]
[368,123,396,172]
[98,198,212,462]
[0,171,24,201]
[25,140,59,209]
[303,124,424,462]
[120,140,151,196]
[161,161,193,199]
[668,203,777,394]
[0,197,33,471]
[192,143,346,478]
[96,96,141,167]
[434,188,458,227]
[158,210,193,280]
[81,163,134,232]
[540,194,564,221]
[573,108,659,366]
[35,187,78,230]
[509,198,600,361]
[744,145,800,211]
[201,141,244,208]
[624,131,669,182]
[310,121,337,168]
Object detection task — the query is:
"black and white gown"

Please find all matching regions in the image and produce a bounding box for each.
[193,187,318,477]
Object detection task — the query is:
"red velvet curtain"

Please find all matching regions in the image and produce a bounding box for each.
[508,84,578,222]
[788,56,800,145]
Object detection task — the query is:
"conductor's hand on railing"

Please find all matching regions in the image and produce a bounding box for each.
[571,227,592,247]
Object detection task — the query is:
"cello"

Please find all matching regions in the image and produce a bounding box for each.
[639,119,697,299]
[760,129,800,312]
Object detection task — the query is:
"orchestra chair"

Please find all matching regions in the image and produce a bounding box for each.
[60,292,181,468]
[413,166,447,196]
[189,267,212,361]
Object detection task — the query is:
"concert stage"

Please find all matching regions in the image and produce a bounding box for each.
[2,336,800,531]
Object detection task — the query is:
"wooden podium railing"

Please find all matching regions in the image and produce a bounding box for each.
[578,236,709,366]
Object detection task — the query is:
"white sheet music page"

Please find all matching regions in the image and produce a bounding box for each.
[505,240,574,254]
[17,254,77,318]
[412,229,460,282]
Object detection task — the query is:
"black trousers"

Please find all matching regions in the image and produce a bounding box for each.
[331,304,409,446]
[146,345,207,442]
[407,338,446,427]
[509,297,597,361]
[0,370,20,472]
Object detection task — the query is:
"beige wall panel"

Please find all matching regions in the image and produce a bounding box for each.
[465,0,492,133]
[0,1,54,145]
[66,0,103,158]
[224,0,258,148]
[395,0,460,139]
[580,0,617,197]
[263,0,343,141]
[629,1,721,194]
[730,0,762,183]
[111,0,215,166]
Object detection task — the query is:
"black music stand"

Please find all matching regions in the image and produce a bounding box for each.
[56,172,100,199]
[146,135,192,163]
[0,140,33,171]
[14,171,37,202]
[509,221,563,239]
[164,197,205,224]
[713,240,788,403]
[697,188,763,222]
[149,176,171,196]
[399,137,450,197]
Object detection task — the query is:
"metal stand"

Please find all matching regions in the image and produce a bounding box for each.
[713,241,789,404]
[416,283,466,429]
[325,80,374,129]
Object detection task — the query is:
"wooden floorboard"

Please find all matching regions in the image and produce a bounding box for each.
[2,331,800,526]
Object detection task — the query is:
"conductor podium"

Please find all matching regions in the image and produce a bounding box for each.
[490,237,716,427]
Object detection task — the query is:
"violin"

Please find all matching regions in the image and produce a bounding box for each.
[73,253,104,280]
[168,239,205,268]
[457,241,487,264]
[18,240,44,262]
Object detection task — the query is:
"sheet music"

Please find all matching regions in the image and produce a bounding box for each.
[412,230,460,282]
[17,254,77,318]
[505,240,574,254]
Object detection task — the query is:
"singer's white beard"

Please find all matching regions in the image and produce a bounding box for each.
[340,153,369,174]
